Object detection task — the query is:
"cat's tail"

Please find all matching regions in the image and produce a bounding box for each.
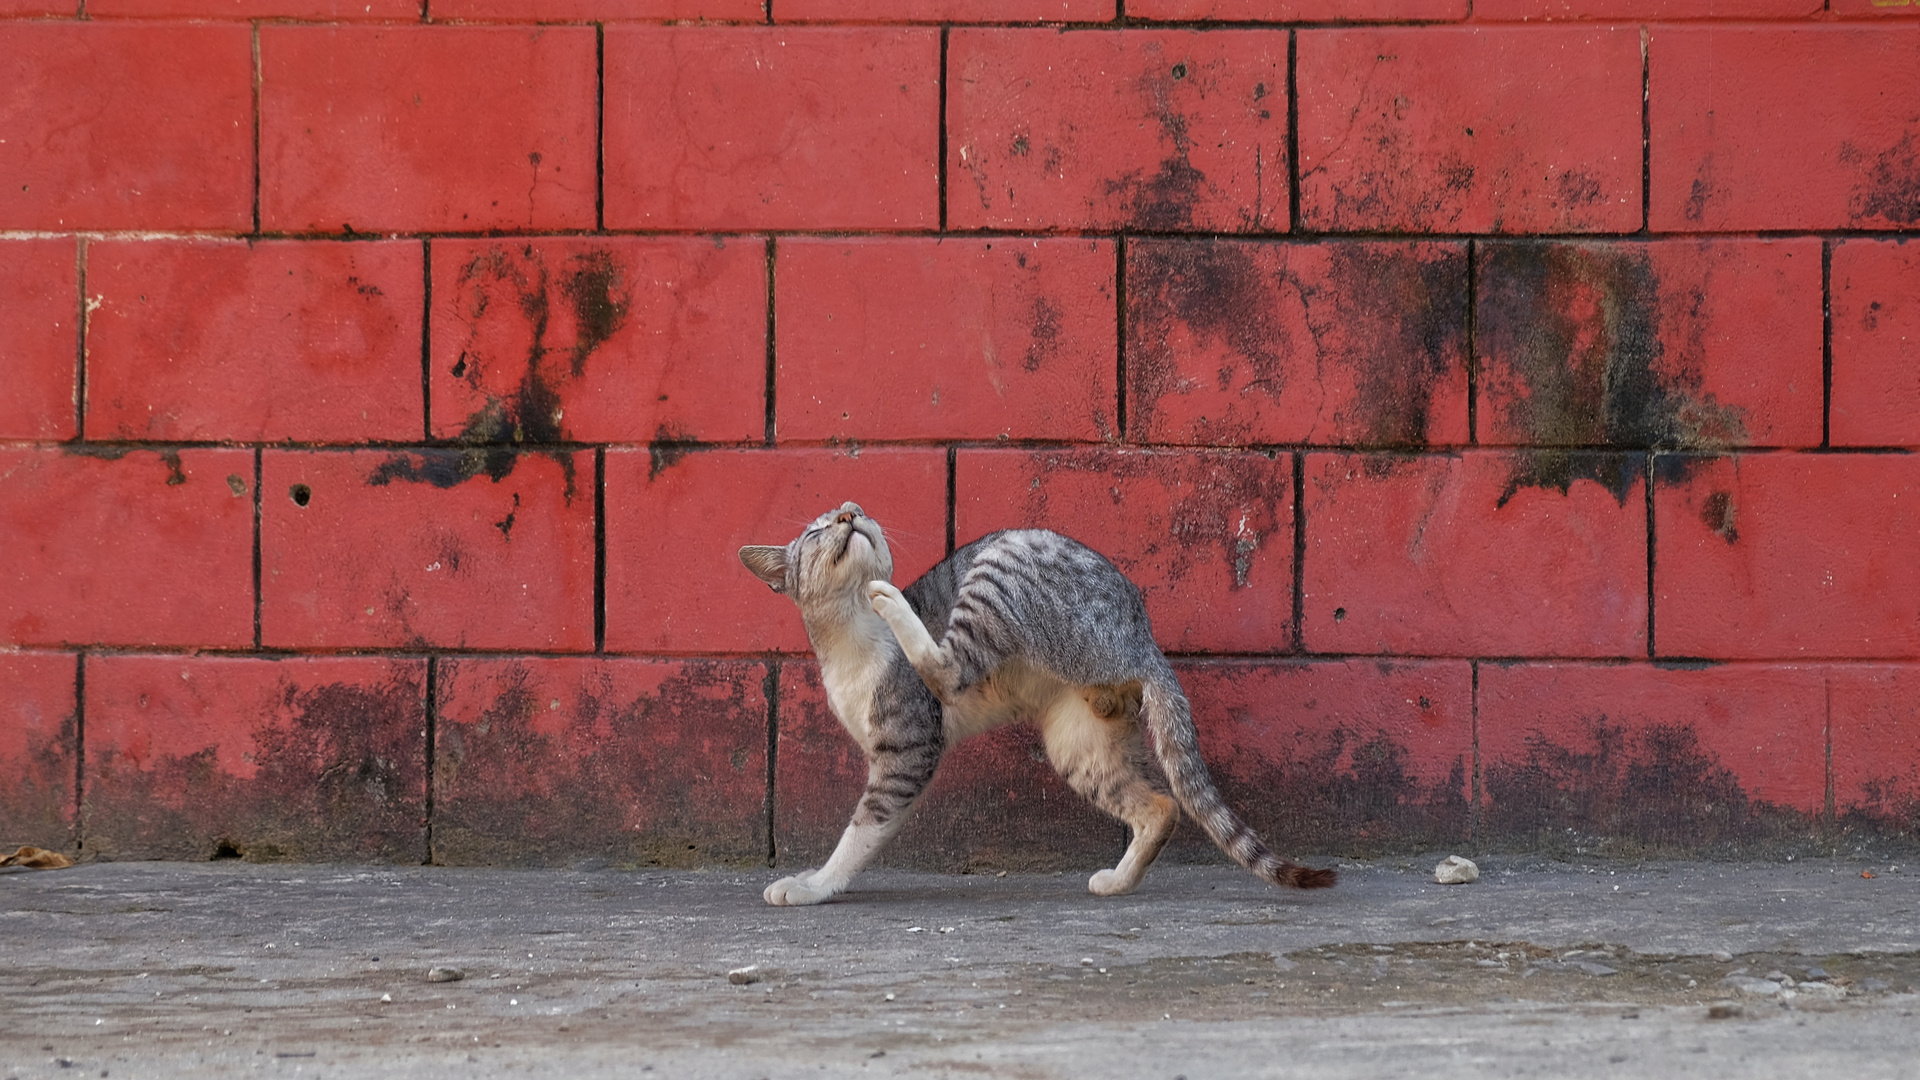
[1141,675,1337,890]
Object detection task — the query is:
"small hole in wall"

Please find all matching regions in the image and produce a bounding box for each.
[1171,63,1187,80]
[290,484,312,507]
[211,840,243,860]
[1333,607,1347,622]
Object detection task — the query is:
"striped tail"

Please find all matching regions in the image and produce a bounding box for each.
[1141,675,1337,890]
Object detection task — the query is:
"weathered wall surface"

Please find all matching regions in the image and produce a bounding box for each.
[2,1,1918,868]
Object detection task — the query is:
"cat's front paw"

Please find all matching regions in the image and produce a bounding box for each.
[764,874,835,906]
[866,580,911,619]
[1088,868,1140,897]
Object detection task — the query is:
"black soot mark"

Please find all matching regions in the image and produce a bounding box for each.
[1023,295,1063,373]
[1700,490,1737,543]
[158,450,188,487]
[444,245,634,485]
[1481,718,1811,854]
[648,424,697,482]
[1126,241,1466,447]
[431,661,765,867]
[1848,133,1920,226]
[1019,450,1289,591]
[1200,726,1469,855]
[1101,65,1211,230]
[1479,242,1747,501]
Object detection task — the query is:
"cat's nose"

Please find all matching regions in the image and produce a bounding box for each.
[836,503,864,524]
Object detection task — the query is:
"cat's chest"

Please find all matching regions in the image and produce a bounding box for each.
[812,622,897,748]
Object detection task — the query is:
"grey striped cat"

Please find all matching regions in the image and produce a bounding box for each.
[739,501,1336,906]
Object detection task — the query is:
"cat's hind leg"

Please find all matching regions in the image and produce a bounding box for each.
[1038,688,1178,898]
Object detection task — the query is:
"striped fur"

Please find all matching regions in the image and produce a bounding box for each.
[741,502,1335,906]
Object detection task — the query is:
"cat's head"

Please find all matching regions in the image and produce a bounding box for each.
[739,501,894,605]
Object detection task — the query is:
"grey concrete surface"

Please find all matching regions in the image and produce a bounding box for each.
[4,856,1918,1079]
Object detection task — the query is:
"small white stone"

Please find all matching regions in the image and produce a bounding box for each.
[727,965,762,986]
[1434,856,1480,885]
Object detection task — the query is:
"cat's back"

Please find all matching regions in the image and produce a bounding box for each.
[903,528,1152,643]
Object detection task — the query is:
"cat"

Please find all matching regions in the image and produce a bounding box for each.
[739,501,1336,906]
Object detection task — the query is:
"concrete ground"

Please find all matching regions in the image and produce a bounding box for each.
[3,855,1917,1079]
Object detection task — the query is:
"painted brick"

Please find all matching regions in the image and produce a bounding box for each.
[89,0,421,16]
[1132,0,1461,17]
[0,653,77,852]
[1297,28,1640,234]
[1829,666,1920,832]
[260,26,597,234]
[1653,454,1920,660]
[432,238,766,445]
[83,655,427,862]
[0,1,75,13]
[775,238,1118,442]
[1651,28,1920,232]
[261,450,594,650]
[1474,0,1817,18]
[1165,659,1471,861]
[605,448,948,654]
[86,240,424,443]
[1126,240,1469,448]
[1832,240,1920,447]
[1478,240,1824,450]
[0,239,77,441]
[1833,0,1920,14]
[774,661,1119,873]
[604,27,939,230]
[955,448,1294,654]
[1302,451,1647,658]
[948,29,1286,232]
[1,449,253,649]
[1477,664,1827,848]
[436,0,759,18]
[434,658,769,867]
[0,23,252,231]
[778,0,1109,18]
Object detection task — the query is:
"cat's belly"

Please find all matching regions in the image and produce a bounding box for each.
[942,659,1073,742]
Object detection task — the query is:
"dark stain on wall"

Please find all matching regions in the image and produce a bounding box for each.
[647,424,697,481]
[1700,490,1738,543]
[1128,241,1290,445]
[84,674,428,863]
[0,715,76,853]
[1479,242,1747,449]
[432,661,767,868]
[1168,727,1470,861]
[1128,241,1466,449]
[449,244,634,449]
[1102,63,1211,231]
[1847,133,1920,226]
[1480,718,1811,855]
[1480,243,1745,502]
[1839,774,1920,842]
[1015,449,1289,592]
[1023,294,1063,373]
[1495,450,1643,509]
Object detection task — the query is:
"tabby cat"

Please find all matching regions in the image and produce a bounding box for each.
[739,501,1336,906]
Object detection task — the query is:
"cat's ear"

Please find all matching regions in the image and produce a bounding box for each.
[738,545,791,593]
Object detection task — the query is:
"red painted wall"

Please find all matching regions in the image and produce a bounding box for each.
[2,2,1917,867]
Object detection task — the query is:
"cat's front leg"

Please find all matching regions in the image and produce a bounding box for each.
[867,581,956,697]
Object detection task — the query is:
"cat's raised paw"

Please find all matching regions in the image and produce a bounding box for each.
[764,874,835,907]
[866,580,910,617]
[1088,868,1140,897]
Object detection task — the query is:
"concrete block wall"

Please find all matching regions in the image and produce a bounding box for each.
[2,1,1917,868]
